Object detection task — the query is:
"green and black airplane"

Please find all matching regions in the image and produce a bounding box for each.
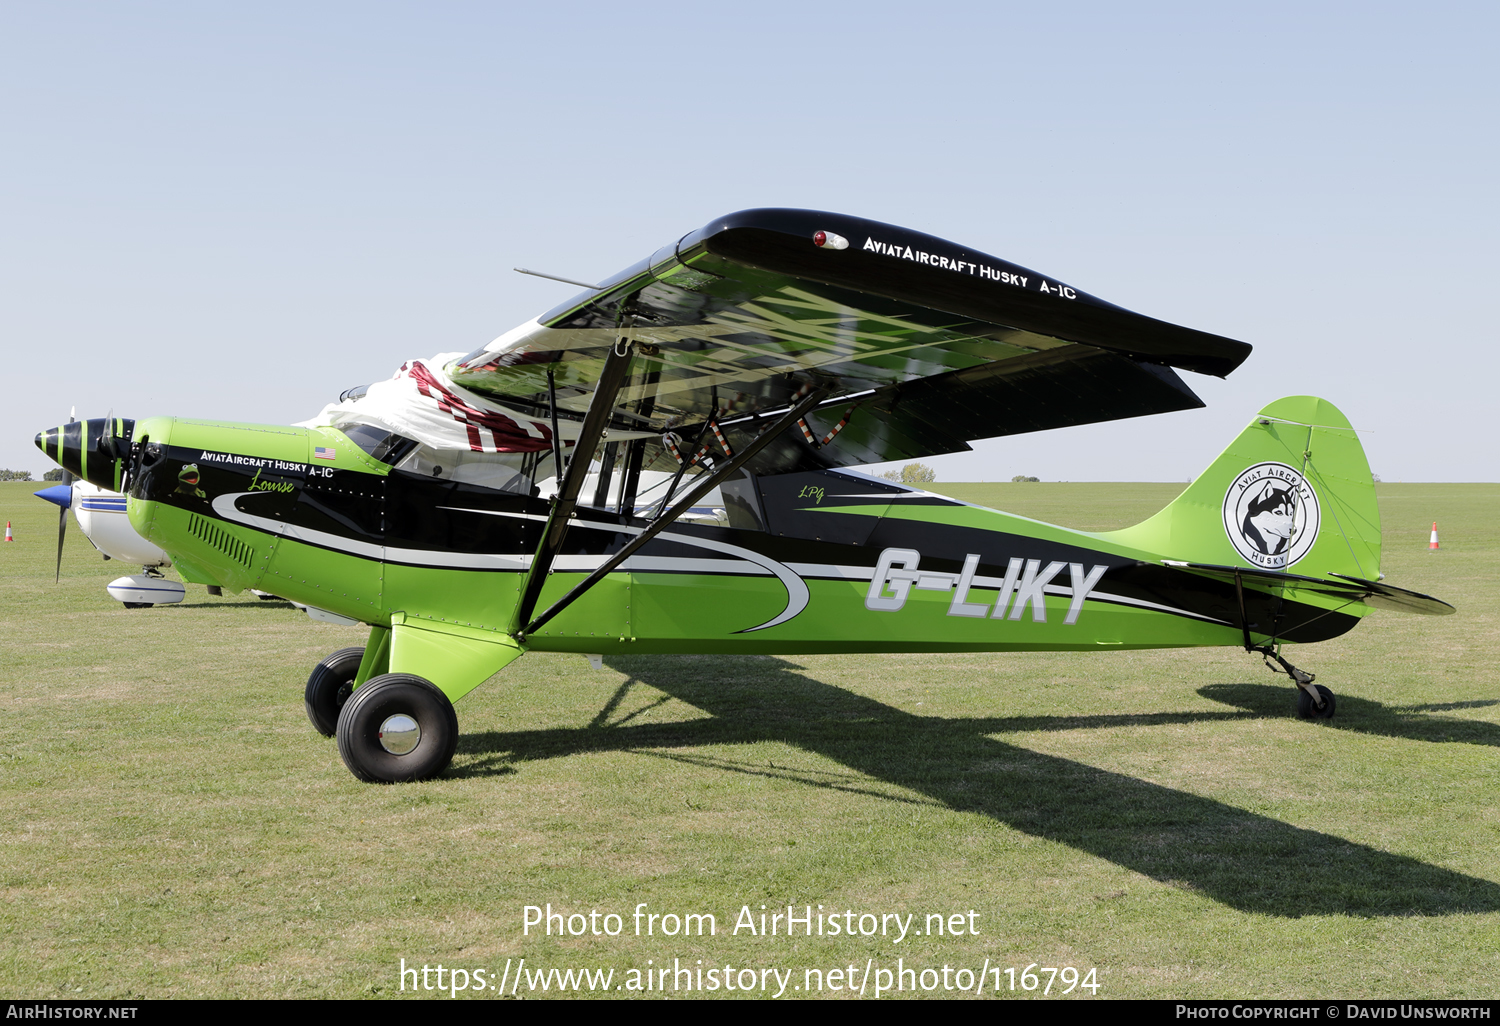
[36,209,1453,784]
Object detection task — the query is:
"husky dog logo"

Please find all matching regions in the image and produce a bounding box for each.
[1222,463,1320,568]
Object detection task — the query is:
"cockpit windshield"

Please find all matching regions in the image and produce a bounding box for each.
[339,423,419,466]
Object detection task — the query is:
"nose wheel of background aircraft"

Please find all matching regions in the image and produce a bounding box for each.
[336,673,458,783]
[304,647,366,737]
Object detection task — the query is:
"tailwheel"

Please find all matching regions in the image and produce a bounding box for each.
[1251,645,1335,722]
[304,646,365,737]
[336,673,458,783]
[1296,683,1337,721]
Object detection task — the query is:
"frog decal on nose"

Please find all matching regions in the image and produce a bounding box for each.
[174,463,206,499]
[1223,463,1320,568]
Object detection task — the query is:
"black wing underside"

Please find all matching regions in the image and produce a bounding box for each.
[452,208,1252,475]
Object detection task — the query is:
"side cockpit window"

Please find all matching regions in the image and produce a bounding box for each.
[339,424,420,466]
[718,473,765,531]
[621,467,765,531]
[395,442,533,494]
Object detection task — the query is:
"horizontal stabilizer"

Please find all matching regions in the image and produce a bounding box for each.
[1164,561,1455,617]
[1326,572,1456,616]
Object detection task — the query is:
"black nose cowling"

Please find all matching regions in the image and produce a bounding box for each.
[35,418,136,492]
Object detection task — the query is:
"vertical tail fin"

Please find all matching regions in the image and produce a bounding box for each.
[1104,396,1380,581]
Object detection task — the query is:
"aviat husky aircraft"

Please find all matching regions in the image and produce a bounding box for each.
[35,208,1452,784]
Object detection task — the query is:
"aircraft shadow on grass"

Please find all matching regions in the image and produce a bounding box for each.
[456,656,1500,919]
[170,600,296,611]
[1199,684,1500,748]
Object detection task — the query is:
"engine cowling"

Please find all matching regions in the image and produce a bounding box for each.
[35,418,136,492]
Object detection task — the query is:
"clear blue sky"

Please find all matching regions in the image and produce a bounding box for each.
[3,1,1495,481]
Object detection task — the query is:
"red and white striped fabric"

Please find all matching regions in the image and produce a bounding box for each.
[402,359,556,453]
[302,353,653,455]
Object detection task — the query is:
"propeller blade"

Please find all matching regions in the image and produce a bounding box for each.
[57,413,74,585]
[55,492,67,583]
[99,408,117,462]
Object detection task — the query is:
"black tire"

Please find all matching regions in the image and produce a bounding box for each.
[122,602,153,609]
[1296,684,1337,720]
[336,673,458,783]
[304,647,366,737]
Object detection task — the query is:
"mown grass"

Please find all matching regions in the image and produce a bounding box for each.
[0,480,1496,999]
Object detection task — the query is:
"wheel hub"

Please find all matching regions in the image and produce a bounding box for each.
[378,714,421,755]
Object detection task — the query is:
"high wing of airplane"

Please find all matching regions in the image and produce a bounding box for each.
[34,208,1453,784]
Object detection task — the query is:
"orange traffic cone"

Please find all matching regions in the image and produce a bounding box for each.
[1429,522,1440,550]
[2,522,11,542]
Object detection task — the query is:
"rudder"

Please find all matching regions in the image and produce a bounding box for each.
[1104,396,1380,582]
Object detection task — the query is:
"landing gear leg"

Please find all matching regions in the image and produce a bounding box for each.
[1252,645,1335,721]
[1232,571,1334,721]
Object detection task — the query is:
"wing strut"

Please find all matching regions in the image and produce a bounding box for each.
[546,367,564,481]
[1233,568,1253,653]
[520,386,831,640]
[509,321,638,636]
[650,388,717,520]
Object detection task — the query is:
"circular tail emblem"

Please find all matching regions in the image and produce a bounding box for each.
[1223,463,1320,568]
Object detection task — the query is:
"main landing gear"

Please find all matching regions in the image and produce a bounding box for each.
[304,647,365,737]
[1252,645,1336,721]
[305,649,460,782]
[337,674,458,783]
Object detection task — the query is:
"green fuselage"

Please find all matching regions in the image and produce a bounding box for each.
[99,414,1366,703]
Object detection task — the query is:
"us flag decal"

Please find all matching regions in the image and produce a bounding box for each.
[314,446,336,460]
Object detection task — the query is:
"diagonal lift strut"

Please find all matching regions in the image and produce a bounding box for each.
[520,386,831,640]
[508,318,638,636]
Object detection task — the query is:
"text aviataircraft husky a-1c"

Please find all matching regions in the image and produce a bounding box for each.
[36,209,1453,783]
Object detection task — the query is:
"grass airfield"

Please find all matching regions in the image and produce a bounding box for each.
[0,479,1496,1000]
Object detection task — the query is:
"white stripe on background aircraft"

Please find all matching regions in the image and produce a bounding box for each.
[34,478,187,607]
[35,478,361,616]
